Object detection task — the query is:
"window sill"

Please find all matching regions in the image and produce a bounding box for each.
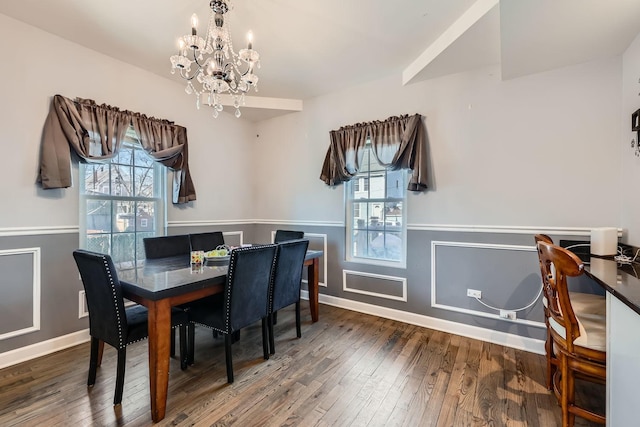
[345,256,406,270]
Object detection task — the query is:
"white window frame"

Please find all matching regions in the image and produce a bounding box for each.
[79,131,166,266]
[345,145,407,269]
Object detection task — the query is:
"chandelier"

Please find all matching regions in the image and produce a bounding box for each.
[170,0,260,118]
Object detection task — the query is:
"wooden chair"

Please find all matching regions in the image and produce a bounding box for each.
[534,233,557,390]
[72,249,188,405]
[189,231,225,252]
[185,244,277,383]
[268,238,309,354]
[534,235,607,392]
[536,241,606,426]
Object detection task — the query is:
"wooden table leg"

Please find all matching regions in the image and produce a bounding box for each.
[307,257,319,322]
[147,299,171,422]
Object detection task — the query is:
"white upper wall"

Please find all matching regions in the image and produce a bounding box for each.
[255,58,622,228]
[0,11,627,232]
[621,32,640,245]
[0,14,256,230]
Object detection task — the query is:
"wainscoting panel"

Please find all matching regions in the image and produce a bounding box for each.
[302,233,327,288]
[0,248,41,340]
[78,290,88,319]
[430,241,545,328]
[222,230,244,246]
[270,231,328,288]
[343,269,407,302]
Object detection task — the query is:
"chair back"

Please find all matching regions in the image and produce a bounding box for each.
[270,239,309,313]
[536,241,584,352]
[274,230,304,243]
[224,244,277,332]
[189,231,225,251]
[72,249,128,349]
[534,234,555,301]
[143,235,191,259]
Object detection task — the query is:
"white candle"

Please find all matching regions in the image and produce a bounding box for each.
[191,13,198,36]
[247,31,253,50]
[590,227,618,256]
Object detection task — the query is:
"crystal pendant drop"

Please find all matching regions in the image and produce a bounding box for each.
[196,96,200,110]
[185,83,193,95]
[213,109,219,118]
[235,108,241,118]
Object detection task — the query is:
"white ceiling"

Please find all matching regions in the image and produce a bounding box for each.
[1,0,639,119]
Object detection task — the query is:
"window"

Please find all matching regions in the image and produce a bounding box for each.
[346,144,407,266]
[79,128,165,266]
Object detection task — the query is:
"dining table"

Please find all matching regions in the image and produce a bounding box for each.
[117,249,323,423]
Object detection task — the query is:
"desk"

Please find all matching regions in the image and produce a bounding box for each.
[584,257,640,427]
[118,249,322,423]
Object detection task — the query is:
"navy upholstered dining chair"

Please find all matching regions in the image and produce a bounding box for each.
[72,249,189,405]
[274,230,304,243]
[271,230,306,325]
[142,234,191,259]
[268,238,309,354]
[189,231,225,252]
[185,244,277,383]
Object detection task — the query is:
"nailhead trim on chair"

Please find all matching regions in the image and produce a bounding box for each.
[267,246,279,309]
[101,255,125,350]
[98,254,188,347]
[126,324,185,346]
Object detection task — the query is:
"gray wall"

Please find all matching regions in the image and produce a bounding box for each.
[0,233,84,353]
[252,223,603,343]
[0,224,604,356]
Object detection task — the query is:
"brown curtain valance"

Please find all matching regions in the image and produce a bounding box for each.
[319,113,428,191]
[38,94,196,203]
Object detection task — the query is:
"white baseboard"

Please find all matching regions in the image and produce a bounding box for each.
[0,329,90,370]
[301,290,545,355]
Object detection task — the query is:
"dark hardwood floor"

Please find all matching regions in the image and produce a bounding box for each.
[0,303,604,426]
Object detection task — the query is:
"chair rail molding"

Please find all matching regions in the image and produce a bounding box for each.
[408,223,623,236]
[256,219,344,227]
[1,223,620,237]
[0,225,78,237]
[168,220,254,227]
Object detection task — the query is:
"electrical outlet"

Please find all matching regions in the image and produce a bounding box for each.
[467,289,482,299]
[499,309,516,320]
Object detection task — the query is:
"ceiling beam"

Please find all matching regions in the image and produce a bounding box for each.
[200,94,303,113]
[402,0,499,86]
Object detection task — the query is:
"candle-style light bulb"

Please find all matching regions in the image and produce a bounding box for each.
[191,13,198,36]
[247,31,253,50]
[178,38,186,56]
